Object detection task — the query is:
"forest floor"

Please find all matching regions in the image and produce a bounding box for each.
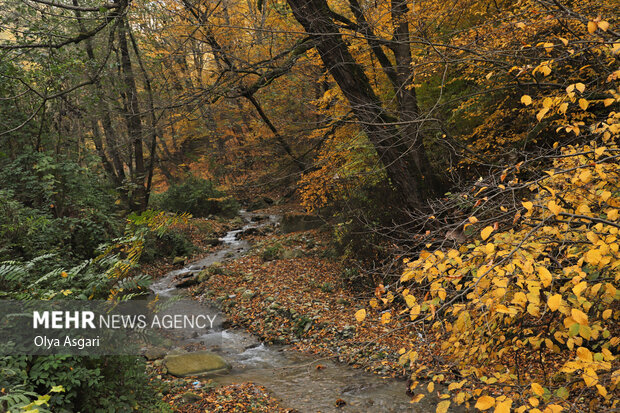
[141,206,430,411]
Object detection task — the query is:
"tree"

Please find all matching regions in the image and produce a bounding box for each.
[286,0,440,208]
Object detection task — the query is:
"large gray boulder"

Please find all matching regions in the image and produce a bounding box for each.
[163,351,231,377]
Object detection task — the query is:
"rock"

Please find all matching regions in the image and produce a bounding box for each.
[181,392,202,403]
[205,238,222,247]
[175,276,199,288]
[164,351,231,377]
[197,270,211,283]
[281,213,323,233]
[172,256,186,265]
[241,290,255,300]
[247,196,273,211]
[281,248,305,259]
[178,270,194,279]
[144,346,167,360]
[242,227,259,237]
[167,348,188,356]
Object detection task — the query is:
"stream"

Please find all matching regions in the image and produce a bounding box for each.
[150,212,427,412]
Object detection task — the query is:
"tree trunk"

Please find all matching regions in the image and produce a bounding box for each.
[118,17,148,211]
[286,0,435,208]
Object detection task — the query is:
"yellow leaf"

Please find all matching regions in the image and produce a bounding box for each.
[537,107,550,122]
[603,98,614,107]
[411,394,425,403]
[381,312,391,324]
[436,400,451,413]
[547,200,562,216]
[576,347,593,362]
[355,309,366,322]
[587,21,598,33]
[495,400,512,413]
[548,294,562,311]
[475,395,495,410]
[571,308,588,325]
[602,309,612,319]
[531,382,545,396]
[582,368,598,386]
[579,98,589,110]
[522,201,533,211]
[575,83,586,93]
[481,226,494,241]
[546,405,564,413]
[542,97,553,108]
[558,37,568,46]
[427,382,435,393]
[521,95,532,106]
[572,281,587,297]
[598,21,609,31]
[485,243,495,255]
[529,397,539,407]
[585,249,602,265]
[61,271,68,278]
[608,209,619,220]
[438,289,446,300]
[559,103,568,114]
[596,384,607,397]
[469,216,479,224]
[405,295,416,308]
[410,305,421,320]
[538,267,553,287]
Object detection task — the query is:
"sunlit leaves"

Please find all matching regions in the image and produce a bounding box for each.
[436,400,451,413]
[547,201,562,216]
[355,308,366,322]
[494,400,512,413]
[480,226,494,240]
[394,137,619,411]
[538,266,552,287]
[588,20,610,33]
[571,308,588,325]
[531,383,544,396]
[521,95,532,106]
[475,395,495,410]
[548,294,562,311]
[537,107,550,122]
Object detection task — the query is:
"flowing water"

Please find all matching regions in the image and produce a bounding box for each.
[150,212,430,412]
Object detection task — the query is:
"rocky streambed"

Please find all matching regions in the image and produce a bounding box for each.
[148,211,429,412]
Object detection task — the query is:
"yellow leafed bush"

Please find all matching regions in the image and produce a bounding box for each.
[396,122,619,410]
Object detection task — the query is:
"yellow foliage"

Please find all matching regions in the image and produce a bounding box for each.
[390,134,619,410]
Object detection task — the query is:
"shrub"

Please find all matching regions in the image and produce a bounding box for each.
[0,152,120,264]
[261,243,283,261]
[367,135,620,411]
[0,355,169,412]
[151,176,238,217]
[140,228,196,263]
